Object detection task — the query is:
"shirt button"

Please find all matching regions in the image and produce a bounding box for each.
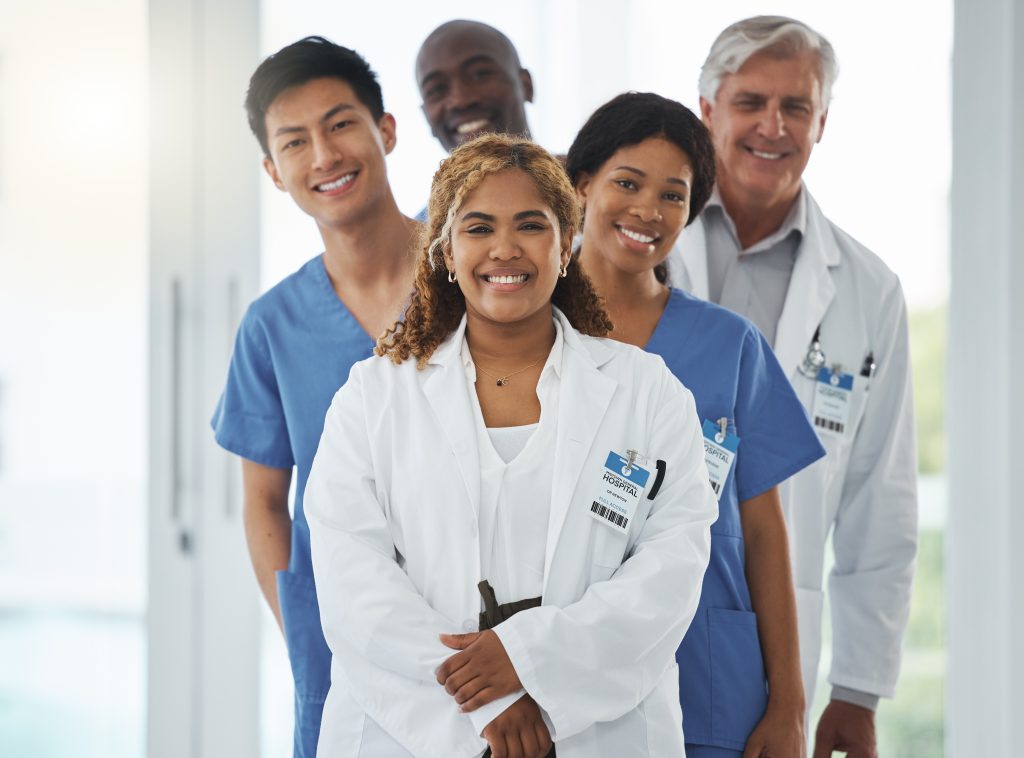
[463,619,477,632]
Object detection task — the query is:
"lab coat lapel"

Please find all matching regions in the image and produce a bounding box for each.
[774,192,839,381]
[544,317,616,591]
[675,219,710,299]
[421,318,481,517]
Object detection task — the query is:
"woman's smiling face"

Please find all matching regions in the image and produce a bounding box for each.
[447,168,568,328]
[576,137,695,275]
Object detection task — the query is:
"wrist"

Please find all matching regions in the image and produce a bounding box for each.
[766,690,806,718]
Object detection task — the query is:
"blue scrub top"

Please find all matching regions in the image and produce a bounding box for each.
[211,254,374,758]
[646,288,824,752]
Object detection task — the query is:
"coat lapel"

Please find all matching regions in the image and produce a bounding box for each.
[543,314,616,591]
[773,192,839,381]
[421,318,481,517]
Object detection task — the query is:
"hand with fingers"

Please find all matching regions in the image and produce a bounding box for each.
[481,695,553,758]
[741,701,806,758]
[436,630,522,711]
[812,700,877,758]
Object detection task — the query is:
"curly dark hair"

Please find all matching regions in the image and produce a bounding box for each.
[376,133,612,366]
[566,92,716,284]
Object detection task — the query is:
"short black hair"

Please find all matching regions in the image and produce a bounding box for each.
[566,92,716,227]
[245,36,385,157]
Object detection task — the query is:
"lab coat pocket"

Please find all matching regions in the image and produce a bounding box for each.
[590,524,628,582]
[708,607,768,746]
[277,569,332,704]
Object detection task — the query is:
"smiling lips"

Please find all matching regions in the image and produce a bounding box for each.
[455,118,492,135]
[480,271,530,290]
[618,226,657,244]
[314,172,356,193]
[616,224,659,253]
[746,146,786,160]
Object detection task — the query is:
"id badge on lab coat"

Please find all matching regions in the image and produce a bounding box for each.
[701,419,739,501]
[812,367,854,436]
[589,451,650,535]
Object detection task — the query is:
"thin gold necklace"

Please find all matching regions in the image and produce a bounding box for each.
[474,353,547,387]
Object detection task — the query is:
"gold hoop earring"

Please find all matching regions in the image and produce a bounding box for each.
[448,269,457,283]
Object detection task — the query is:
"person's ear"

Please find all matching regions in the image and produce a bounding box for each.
[263,156,286,192]
[377,113,398,155]
[520,69,534,104]
[575,172,592,207]
[699,96,714,127]
[815,108,829,144]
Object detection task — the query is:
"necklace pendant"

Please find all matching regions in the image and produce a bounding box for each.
[496,378,509,387]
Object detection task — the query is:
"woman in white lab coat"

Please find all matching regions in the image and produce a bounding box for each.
[305,134,718,758]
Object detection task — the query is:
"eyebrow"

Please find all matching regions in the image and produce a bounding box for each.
[461,209,549,222]
[614,165,689,187]
[733,91,814,107]
[273,103,355,136]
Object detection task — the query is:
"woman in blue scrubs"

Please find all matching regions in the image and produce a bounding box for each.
[567,92,826,757]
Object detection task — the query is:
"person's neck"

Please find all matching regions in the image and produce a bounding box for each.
[578,241,665,316]
[320,193,415,287]
[717,176,800,250]
[465,306,556,370]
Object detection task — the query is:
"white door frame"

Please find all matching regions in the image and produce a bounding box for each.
[947,0,1024,754]
[147,1,263,755]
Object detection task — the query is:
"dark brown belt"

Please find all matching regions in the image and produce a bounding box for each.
[477,580,555,758]
[477,579,542,631]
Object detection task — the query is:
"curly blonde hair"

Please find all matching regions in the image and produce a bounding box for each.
[376,133,611,366]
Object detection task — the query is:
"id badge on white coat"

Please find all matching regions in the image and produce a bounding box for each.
[812,367,854,436]
[702,419,739,501]
[589,451,650,534]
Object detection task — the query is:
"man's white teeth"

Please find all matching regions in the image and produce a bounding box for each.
[317,173,355,191]
[751,149,783,160]
[485,274,527,284]
[456,119,490,135]
[619,227,656,244]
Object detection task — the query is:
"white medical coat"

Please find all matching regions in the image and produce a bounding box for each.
[669,189,918,704]
[305,309,717,757]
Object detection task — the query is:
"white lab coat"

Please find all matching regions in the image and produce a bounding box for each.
[306,308,717,758]
[668,189,918,705]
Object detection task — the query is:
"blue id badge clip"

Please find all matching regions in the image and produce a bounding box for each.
[589,450,650,534]
[702,418,739,501]
[812,366,854,436]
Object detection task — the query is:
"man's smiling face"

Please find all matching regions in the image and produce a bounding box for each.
[262,77,395,230]
[701,49,827,210]
[416,24,533,153]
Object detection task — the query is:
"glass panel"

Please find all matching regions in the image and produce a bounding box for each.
[0,2,148,756]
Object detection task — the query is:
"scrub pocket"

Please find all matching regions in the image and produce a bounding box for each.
[277,569,332,758]
[708,607,768,747]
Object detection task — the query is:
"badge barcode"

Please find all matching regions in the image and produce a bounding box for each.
[591,501,629,529]
[709,480,722,495]
[814,416,845,434]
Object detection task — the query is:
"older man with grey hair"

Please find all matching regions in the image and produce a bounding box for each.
[670,16,918,758]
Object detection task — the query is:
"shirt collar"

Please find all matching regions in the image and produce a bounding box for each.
[705,182,808,255]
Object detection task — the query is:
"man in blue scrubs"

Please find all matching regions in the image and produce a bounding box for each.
[211,36,418,757]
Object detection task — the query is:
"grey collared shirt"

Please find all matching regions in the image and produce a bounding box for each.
[704,186,808,346]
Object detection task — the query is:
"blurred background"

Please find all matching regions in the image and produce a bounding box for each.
[0,0,1012,756]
